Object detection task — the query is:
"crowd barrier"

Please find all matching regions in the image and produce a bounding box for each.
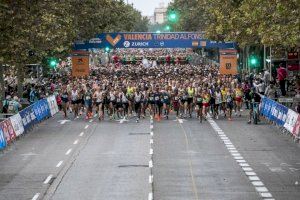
[260,96,300,142]
[0,95,59,150]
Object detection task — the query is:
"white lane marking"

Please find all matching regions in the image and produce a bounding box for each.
[207,116,273,199]
[239,163,250,167]
[245,171,257,176]
[56,161,63,168]
[150,139,153,144]
[178,119,183,124]
[149,175,153,183]
[234,156,244,160]
[261,193,273,198]
[59,120,70,125]
[150,125,154,129]
[150,131,153,136]
[84,125,89,129]
[73,139,79,145]
[252,181,264,186]
[242,167,253,171]
[32,193,40,200]
[43,174,53,184]
[89,119,93,123]
[79,132,84,137]
[148,193,153,200]
[249,176,260,181]
[149,160,153,168]
[149,148,153,155]
[65,149,72,155]
[255,187,268,192]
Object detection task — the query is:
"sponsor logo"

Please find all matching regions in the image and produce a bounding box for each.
[160,41,164,47]
[106,34,122,46]
[89,38,102,44]
[123,41,130,48]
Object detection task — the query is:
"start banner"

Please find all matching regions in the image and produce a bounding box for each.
[73,32,236,50]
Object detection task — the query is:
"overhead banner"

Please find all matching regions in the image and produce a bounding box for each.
[73,32,236,50]
[219,49,238,75]
[72,51,90,77]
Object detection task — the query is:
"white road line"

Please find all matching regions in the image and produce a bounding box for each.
[79,132,84,137]
[150,139,153,144]
[150,131,153,136]
[73,139,79,145]
[56,161,63,168]
[32,193,40,200]
[150,125,154,129]
[89,119,93,123]
[178,119,183,124]
[65,149,72,155]
[148,193,153,200]
[149,160,153,168]
[84,125,89,129]
[255,186,268,192]
[149,175,153,183]
[43,174,53,184]
[149,148,153,155]
[207,116,274,199]
[252,181,264,186]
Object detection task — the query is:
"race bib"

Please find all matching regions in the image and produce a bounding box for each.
[155,96,159,101]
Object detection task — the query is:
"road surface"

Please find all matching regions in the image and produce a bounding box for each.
[0,112,299,200]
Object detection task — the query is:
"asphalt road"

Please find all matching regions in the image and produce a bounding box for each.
[0,111,299,200]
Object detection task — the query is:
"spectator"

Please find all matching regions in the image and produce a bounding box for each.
[2,95,11,114]
[277,63,287,96]
[8,96,22,114]
[29,87,38,104]
[265,83,276,99]
[263,69,270,85]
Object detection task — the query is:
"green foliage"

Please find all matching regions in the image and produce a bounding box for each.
[168,0,300,46]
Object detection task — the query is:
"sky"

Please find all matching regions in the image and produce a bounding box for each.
[127,0,172,16]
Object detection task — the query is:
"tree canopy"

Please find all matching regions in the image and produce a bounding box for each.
[0,0,148,96]
[168,0,300,47]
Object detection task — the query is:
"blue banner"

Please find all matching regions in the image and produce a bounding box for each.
[74,32,236,50]
[19,105,37,131]
[260,97,289,127]
[0,126,7,150]
[32,99,51,122]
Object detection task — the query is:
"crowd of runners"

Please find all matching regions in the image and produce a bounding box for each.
[54,49,264,124]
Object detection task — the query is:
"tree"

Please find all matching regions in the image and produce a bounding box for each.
[167,0,300,46]
[0,0,148,100]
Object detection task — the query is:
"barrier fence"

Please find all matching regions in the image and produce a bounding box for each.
[0,95,59,150]
[260,96,300,142]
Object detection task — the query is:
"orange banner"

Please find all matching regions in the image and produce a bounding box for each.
[72,51,89,77]
[219,49,238,75]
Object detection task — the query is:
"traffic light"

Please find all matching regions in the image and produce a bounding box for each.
[48,57,58,68]
[105,46,110,52]
[249,55,258,68]
[168,10,179,23]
